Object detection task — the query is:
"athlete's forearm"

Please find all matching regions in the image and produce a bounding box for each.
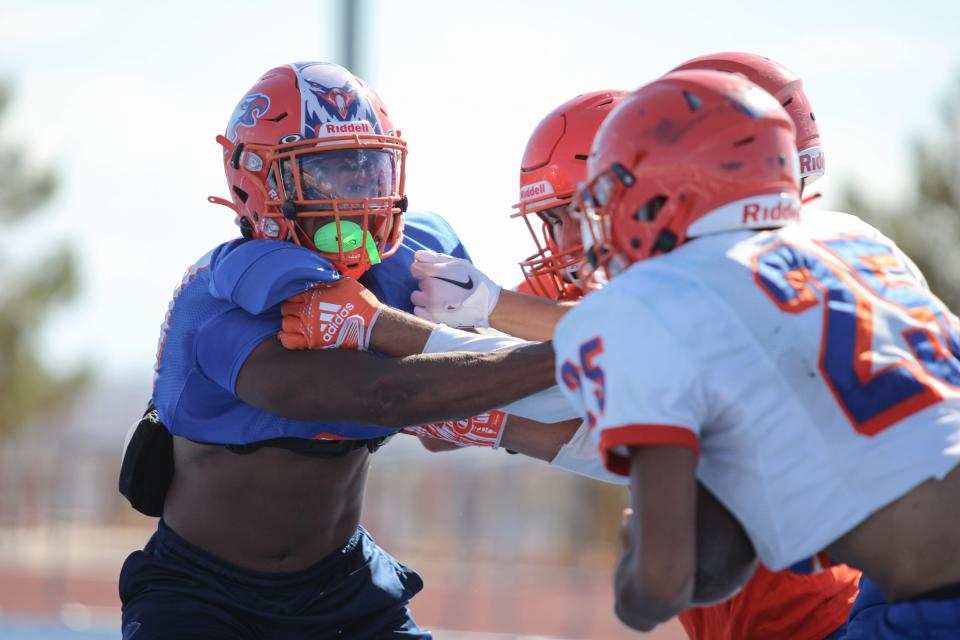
[367,306,435,356]
[365,341,557,428]
[498,416,581,461]
[615,446,698,631]
[239,335,554,428]
[489,289,575,341]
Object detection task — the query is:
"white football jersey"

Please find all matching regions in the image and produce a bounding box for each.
[554,211,960,570]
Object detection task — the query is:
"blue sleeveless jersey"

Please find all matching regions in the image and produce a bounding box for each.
[152,211,471,444]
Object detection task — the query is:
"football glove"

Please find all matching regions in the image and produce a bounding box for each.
[402,410,508,448]
[278,278,383,351]
[409,250,502,328]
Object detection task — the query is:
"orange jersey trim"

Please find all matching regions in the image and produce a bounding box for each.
[311,432,351,441]
[599,424,699,476]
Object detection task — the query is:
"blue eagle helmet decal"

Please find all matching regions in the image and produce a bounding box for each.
[226,93,270,143]
[291,61,385,138]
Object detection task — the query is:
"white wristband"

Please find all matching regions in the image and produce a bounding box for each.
[422,325,581,423]
[498,385,581,423]
[422,324,526,355]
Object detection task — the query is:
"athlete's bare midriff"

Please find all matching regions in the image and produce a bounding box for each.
[827,462,960,601]
[163,436,370,573]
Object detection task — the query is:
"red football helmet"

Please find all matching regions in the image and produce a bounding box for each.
[671,52,824,186]
[578,70,800,281]
[209,62,407,279]
[512,91,627,300]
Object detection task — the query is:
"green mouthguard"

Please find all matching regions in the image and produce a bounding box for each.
[313,220,381,267]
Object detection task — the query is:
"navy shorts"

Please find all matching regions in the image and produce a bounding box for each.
[841,574,960,639]
[119,520,431,640]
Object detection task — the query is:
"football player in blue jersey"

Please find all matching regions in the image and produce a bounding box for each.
[118,62,568,640]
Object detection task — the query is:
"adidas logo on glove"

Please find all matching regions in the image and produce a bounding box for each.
[278,278,383,352]
[318,301,365,349]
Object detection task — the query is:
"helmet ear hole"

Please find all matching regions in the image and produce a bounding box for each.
[233,187,249,203]
[634,195,668,222]
[683,90,704,112]
[652,229,678,254]
[239,217,255,239]
[230,143,245,170]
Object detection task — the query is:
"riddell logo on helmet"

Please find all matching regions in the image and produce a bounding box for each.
[320,121,372,136]
[687,193,802,238]
[520,180,555,202]
[799,149,825,176]
[742,200,800,225]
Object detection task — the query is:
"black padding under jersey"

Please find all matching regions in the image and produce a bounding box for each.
[119,404,174,517]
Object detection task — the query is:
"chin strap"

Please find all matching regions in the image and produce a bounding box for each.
[208,195,239,213]
[208,196,250,237]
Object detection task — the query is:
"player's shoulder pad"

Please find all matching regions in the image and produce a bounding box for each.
[207,239,340,314]
[556,285,625,340]
[804,209,879,235]
[558,270,675,341]
[402,210,468,257]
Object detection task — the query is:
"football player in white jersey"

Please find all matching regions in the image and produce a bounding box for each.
[553,69,960,636]
[410,61,861,640]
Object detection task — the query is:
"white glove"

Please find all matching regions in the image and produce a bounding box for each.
[409,250,502,328]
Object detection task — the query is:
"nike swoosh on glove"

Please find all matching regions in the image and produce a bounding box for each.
[409,250,502,328]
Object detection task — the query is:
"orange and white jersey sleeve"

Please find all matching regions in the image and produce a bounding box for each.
[553,289,707,476]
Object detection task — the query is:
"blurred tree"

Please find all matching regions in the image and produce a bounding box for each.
[0,83,87,438]
[842,75,960,310]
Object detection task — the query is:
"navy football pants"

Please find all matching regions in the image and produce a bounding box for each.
[119,520,431,639]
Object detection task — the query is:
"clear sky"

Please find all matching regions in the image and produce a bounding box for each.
[2,0,959,380]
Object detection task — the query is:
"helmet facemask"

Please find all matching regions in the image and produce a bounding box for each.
[226,131,408,279]
[514,195,588,301]
[576,168,634,286]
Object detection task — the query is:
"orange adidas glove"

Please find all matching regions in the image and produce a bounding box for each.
[278,278,383,351]
[402,410,509,448]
